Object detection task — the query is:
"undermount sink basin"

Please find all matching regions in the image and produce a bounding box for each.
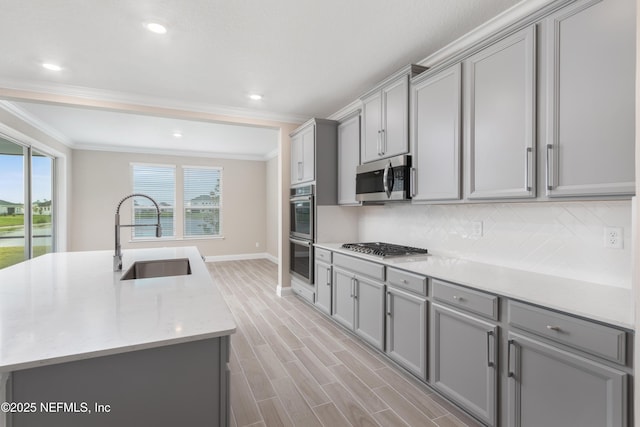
[121,258,192,280]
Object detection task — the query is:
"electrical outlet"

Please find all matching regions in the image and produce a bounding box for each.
[472,221,483,238]
[604,227,623,249]
[255,242,260,248]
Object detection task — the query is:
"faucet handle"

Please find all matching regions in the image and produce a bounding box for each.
[114,254,123,272]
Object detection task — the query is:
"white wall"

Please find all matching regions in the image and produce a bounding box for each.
[71,149,267,257]
[357,201,632,288]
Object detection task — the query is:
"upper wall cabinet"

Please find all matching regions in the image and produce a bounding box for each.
[464,27,536,200]
[543,0,635,197]
[290,124,315,185]
[290,119,338,204]
[337,111,361,205]
[361,65,427,164]
[411,63,462,202]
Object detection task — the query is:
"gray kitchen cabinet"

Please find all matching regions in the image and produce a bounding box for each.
[353,275,386,350]
[314,259,332,315]
[331,256,386,351]
[543,0,635,197]
[432,303,498,426]
[386,284,427,380]
[410,63,462,202]
[332,266,355,330]
[464,26,536,200]
[361,65,427,164]
[290,123,315,185]
[337,111,361,205]
[506,332,628,427]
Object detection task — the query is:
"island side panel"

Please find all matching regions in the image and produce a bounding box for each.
[9,336,230,427]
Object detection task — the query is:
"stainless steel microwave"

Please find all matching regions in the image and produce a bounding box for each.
[356,155,412,202]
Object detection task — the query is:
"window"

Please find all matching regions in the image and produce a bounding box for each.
[131,164,176,238]
[0,137,55,269]
[184,167,222,237]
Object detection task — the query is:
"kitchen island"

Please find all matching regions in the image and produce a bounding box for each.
[0,246,235,427]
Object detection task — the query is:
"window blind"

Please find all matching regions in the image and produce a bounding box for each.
[183,167,222,237]
[131,164,175,238]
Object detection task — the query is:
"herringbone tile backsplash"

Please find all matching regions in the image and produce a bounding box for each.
[357,201,632,288]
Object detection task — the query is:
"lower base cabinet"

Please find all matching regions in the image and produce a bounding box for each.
[386,285,428,380]
[332,266,385,350]
[431,303,498,426]
[314,260,332,315]
[507,332,628,427]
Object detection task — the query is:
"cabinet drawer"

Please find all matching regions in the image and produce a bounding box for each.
[387,268,427,296]
[315,248,332,263]
[291,280,315,304]
[508,301,627,365]
[432,280,498,320]
[333,253,385,281]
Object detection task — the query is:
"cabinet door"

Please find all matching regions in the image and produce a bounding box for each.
[382,75,410,158]
[290,133,302,185]
[361,91,382,163]
[386,286,427,380]
[465,26,536,199]
[432,304,498,426]
[544,0,635,197]
[332,267,355,330]
[300,125,315,183]
[507,332,627,427]
[354,276,386,350]
[411,63,462,201]
[338,113,361,205]
[314,261,332,315]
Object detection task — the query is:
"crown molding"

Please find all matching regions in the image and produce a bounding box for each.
[0,79,308,125]
[75,142,276,162]
[0,101,75,148]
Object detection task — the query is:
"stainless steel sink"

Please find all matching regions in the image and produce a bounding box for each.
[121,258,192,280]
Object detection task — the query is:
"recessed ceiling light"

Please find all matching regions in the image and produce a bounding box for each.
[173,132,183,138]
[145,22,167,34]
[42,63,63,71]
[248,93,263,101]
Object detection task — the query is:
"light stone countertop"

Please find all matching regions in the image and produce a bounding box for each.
[0,246,236,373]
[316,243,634,330]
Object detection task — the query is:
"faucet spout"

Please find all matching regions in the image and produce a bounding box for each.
[114,193,163,271]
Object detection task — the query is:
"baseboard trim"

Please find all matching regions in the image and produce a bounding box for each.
[205,252,278,263]
[277,285,293,297]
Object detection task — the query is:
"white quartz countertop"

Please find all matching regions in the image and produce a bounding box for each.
[0,247,236,373]
[316,243,634,330]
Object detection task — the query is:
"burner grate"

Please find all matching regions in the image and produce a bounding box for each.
[341,242,428,258]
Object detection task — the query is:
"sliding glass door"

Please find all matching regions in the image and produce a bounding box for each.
[32,150,54,258]
[0,137,54,269]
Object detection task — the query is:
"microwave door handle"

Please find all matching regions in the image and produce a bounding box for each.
[383,162,393,198]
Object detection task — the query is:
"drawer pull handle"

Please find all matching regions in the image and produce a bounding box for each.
[452,295,464,301]
[546,325,561,332]
[386,292,391,316]
[402,279,408,284]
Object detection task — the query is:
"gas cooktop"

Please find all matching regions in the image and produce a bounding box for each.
[341,242,429,258]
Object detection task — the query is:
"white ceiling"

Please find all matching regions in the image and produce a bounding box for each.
[0,0,520,156]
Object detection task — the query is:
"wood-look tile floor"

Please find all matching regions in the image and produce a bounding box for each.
[207,259,483,427]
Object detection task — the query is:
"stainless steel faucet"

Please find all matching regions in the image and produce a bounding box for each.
[114,193,162,271]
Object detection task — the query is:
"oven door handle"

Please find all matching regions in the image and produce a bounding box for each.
[290,195,313,202]
[289,237,312,247]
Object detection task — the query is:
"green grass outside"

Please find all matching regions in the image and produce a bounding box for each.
[0,215,51,228]
[0,246,50,270]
